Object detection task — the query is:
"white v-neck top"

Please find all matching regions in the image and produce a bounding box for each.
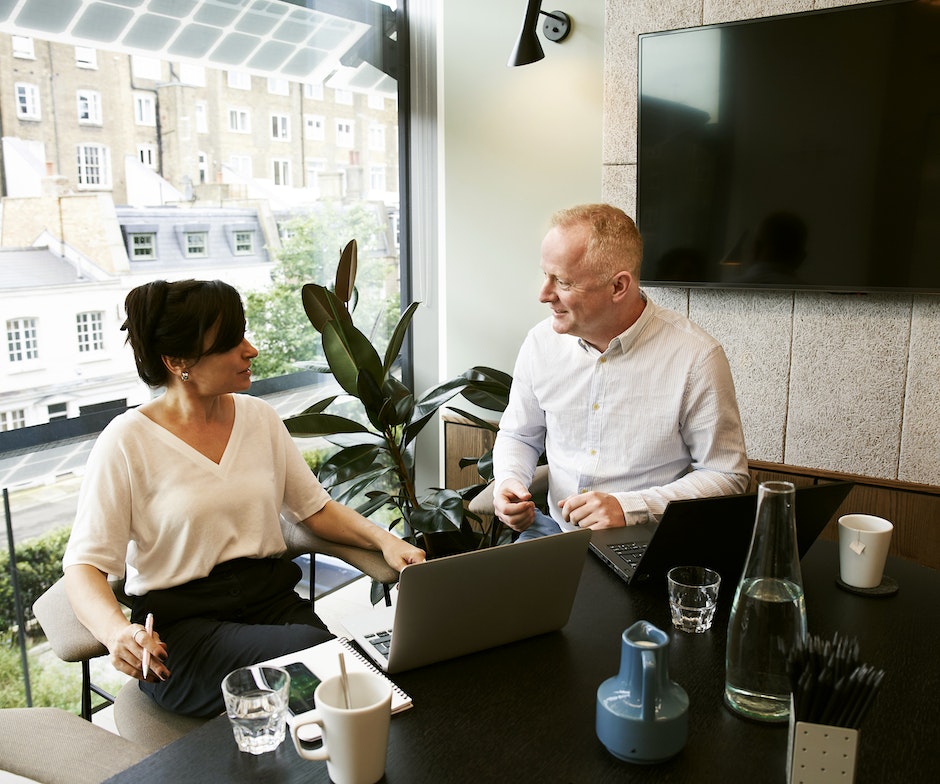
[63,394,330,595]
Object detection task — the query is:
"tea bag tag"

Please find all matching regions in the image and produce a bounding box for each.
[850,536,866,556]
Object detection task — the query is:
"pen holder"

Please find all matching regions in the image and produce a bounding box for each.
[786,700,859,784]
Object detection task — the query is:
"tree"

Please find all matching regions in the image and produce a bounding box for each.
[245,202,398,380]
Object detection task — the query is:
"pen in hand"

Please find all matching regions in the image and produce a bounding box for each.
[142,613,154,678]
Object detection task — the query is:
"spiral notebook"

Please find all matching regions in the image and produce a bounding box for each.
[264,636,412,741]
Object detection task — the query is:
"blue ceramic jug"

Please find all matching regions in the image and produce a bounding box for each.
[596,620,689,763]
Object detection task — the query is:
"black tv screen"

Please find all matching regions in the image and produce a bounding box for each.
[637,0,940,293]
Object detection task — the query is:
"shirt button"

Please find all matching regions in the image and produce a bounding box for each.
[592,403,599,411]
[590,449,597,456]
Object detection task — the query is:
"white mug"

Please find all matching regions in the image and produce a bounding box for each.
[838,514,893,588]
[290,671,392,784]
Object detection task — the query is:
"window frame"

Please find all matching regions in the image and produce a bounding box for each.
[77,89,103,125]
[7,317,40,364]
[76,311,106,354]
[15,82,41,120]
[76,143,112,189]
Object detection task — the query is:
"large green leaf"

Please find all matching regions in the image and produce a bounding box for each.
[301,284,351,332]
[317,444,383,487]
[445,406,500,433]
[383,301,420,374]
[284,412,369,437]
[459,366,513,412]
[335,239,358,304]
[356,366,391,431]
[299,395,340,415]
[410,489,465,534]
[322,319,384,397]
[381,376,415,428]
[329,466,397,507]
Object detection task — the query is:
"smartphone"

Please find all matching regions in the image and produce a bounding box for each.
[284,661,321,716]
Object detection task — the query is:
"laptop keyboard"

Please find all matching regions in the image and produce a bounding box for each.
[609,541,647,574]
[364,628,393,658]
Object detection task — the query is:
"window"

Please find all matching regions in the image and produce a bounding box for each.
[304,114,325,140]
[129,232,156,259]
[131,55,161,80]
[75,46,97,68]
[77,90,102,124]
[47,402,67,422]
[195,101,208,133]
[267,77,289,95]
[7,318,39,363]
[370,165,387,193]
[271,114,290,141]
[179,63,206,86]
[368,124,386,152]
[76,312,105,353]
[228,107,251,133]
[134,93,156,126]
[76,144,112,188]
[229,155,252,178]
[233,231,255,254]
[273,159,290,186]
[336,120,354,148]
[185,232,208,257]
[227,70,251,90]
[0,0,407,503]
[0,409,26,432]
[15,83,41,120]
[368,94,386,110]
[137,145,157,169]
[12,35,34,58]
[305,158,327,188]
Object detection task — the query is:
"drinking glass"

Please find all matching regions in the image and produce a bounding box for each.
[667,566,721,633]
[222,665,290,755]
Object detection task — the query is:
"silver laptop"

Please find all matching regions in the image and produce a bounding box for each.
[342,528,592,674]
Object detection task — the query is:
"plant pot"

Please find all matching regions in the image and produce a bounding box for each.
[416,530,485,559]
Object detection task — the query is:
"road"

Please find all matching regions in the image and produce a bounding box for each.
[2,476,82,549]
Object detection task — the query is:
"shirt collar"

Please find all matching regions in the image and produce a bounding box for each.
[578,290,654,356]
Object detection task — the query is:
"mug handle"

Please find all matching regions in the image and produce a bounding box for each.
[290,713,329,761]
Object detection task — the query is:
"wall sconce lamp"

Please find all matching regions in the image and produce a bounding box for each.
[507,1,573,67]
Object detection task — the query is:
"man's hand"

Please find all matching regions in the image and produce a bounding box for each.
[558,491,627,529]
[494,479,537,532]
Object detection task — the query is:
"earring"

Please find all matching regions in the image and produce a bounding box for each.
[181,371,190,382]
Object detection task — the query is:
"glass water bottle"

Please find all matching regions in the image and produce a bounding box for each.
[724,481,807,722]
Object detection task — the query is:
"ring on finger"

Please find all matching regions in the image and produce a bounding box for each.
[133,628,146,645]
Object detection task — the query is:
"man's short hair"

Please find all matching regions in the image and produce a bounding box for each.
[550,203,643,280]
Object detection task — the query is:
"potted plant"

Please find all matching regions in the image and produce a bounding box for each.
[283,239,513,560]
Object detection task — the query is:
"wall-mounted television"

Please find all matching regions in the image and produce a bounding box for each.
[637,0,940,293]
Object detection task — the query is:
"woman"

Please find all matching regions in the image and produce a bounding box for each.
[63,279,424,717]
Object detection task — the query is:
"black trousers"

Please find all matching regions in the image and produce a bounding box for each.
[131,557,333,718]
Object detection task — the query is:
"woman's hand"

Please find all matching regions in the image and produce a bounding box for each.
[381,535,426,571]
[108,622,170,683]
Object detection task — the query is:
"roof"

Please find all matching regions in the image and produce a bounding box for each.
[0,247,90,290]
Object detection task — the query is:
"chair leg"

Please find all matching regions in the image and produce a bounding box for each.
[81,660,93,720]
[80,659,116,720]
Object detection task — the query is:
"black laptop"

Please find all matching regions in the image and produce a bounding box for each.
[589,481,853,592]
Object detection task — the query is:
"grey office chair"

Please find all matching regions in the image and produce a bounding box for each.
[0,707,148,784]
[33,518,399,754]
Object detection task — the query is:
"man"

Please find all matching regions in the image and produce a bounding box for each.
[493,204,748,540]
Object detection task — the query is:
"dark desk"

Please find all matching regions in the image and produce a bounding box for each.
[106,541,939,783]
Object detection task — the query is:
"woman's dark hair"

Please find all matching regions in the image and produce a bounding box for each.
[122,279,246,387]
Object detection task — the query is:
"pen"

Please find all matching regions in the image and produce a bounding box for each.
[142,613,154,678]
